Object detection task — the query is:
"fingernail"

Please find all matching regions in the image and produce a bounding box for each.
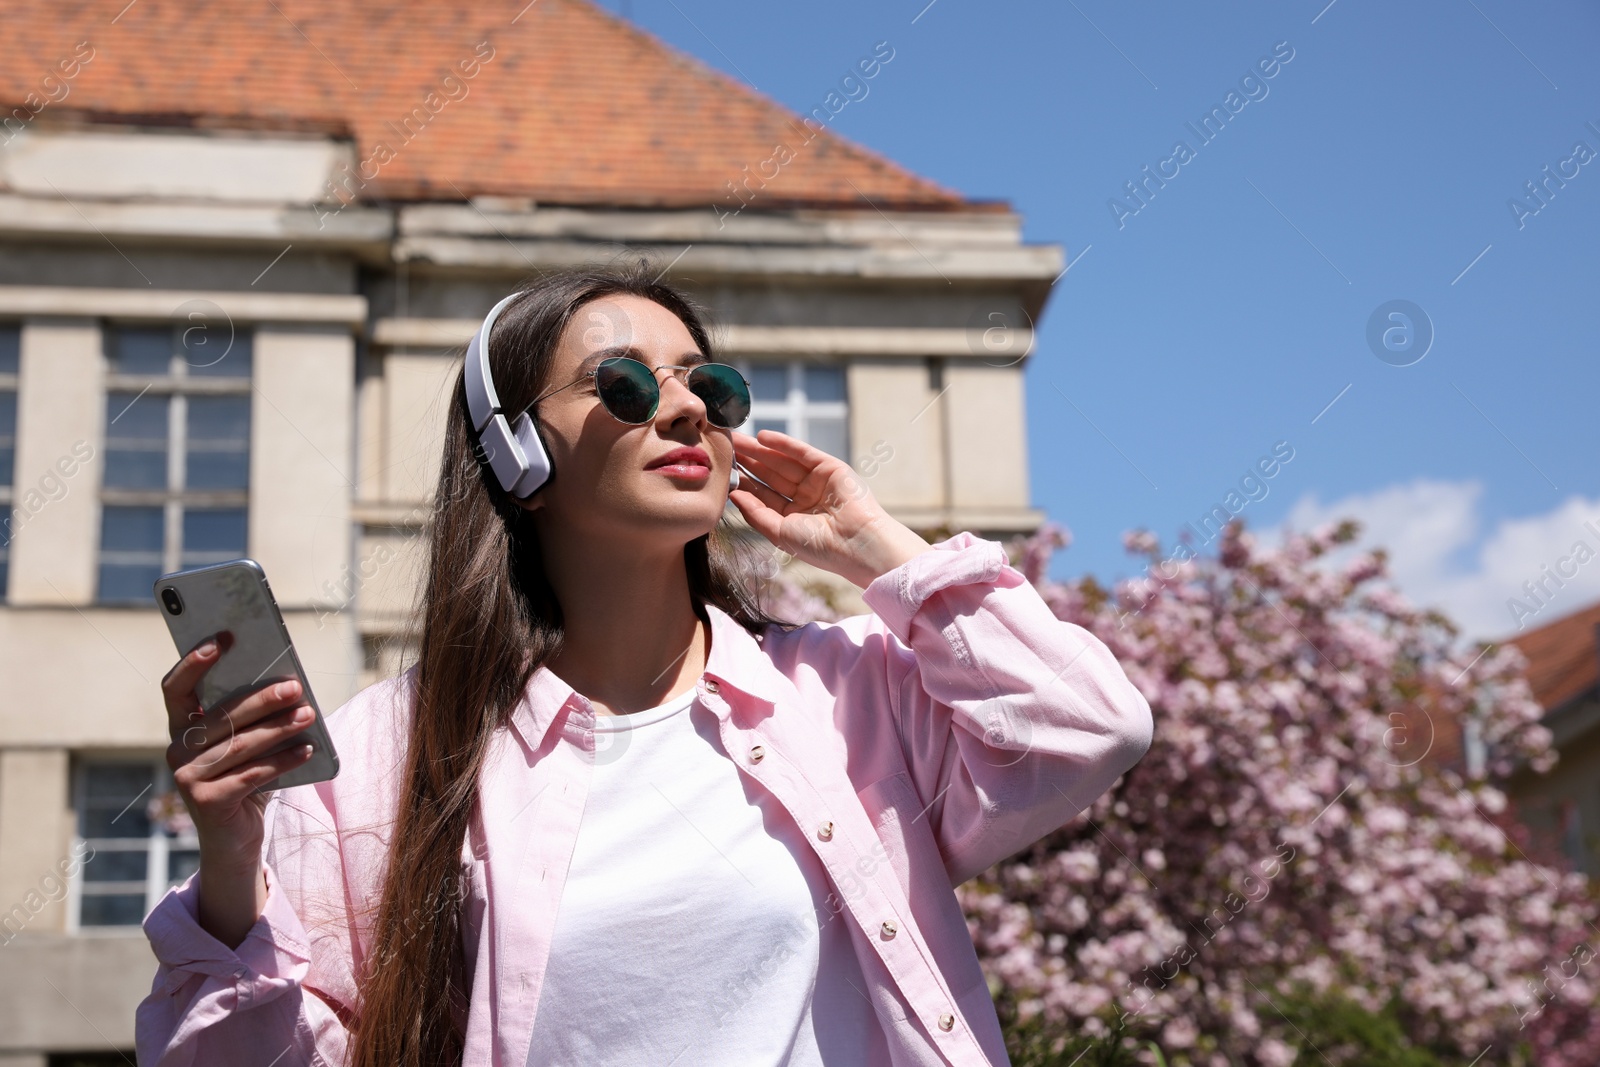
[292,706,312,724]
[276,680,298,699]
[197,639,217,656]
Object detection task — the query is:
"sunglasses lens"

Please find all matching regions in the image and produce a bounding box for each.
[689,364,752,428]
[594,358,659,423]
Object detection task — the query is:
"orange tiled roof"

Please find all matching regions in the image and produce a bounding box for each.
[0,0,976,212]
[1505,600,1600,712]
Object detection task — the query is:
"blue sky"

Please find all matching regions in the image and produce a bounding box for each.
[606,0,1599,642]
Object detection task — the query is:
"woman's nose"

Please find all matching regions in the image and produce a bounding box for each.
[655,368,708,423]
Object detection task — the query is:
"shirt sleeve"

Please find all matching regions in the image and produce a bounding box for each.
[860,530,1154,886]
[135,790,356,1067]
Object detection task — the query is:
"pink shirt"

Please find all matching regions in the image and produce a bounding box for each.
[136,531,1154,1067]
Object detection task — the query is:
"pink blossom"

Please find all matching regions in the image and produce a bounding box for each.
[1255,1037,1297,1067]
[784,518,1600,1064]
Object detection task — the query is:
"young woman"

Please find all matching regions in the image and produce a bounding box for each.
[136,265,1153,1067]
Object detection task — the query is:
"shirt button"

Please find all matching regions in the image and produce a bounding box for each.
[705,679,719,694]
[880,920,897,939]
[749,745,765,763]
[938,1012,955,1031]
[817,821,833,841]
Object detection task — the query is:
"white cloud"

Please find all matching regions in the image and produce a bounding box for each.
[1265,480,1600,643]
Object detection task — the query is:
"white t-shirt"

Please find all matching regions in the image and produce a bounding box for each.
[525,678,888,1066]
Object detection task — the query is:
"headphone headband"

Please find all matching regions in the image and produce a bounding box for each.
[463,291,552,499]
[464,292,523,436]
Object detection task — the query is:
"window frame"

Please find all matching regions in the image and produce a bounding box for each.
[67,753,200,934]
[731,357,850,461]
[96,322,253,602]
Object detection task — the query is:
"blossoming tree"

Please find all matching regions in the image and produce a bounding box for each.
[767,518,1599,1065]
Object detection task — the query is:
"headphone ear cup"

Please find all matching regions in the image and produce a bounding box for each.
[729,465,741,492]
[507,411,553,498]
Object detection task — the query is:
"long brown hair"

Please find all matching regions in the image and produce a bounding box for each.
[351,264,792,1066]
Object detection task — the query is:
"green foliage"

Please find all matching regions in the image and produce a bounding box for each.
[1271,989,1453,1067]
[1002,1013,1147,1067]
[999,988,1467,1067]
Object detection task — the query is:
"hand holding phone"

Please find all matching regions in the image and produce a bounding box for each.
[154,559,341,946]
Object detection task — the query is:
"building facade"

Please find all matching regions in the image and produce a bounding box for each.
[0,1,1061,1061]
[1504,601,1600,878]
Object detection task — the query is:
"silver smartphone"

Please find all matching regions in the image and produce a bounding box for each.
[153,558,340,792]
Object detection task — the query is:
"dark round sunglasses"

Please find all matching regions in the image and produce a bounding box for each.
[525,356,752,429]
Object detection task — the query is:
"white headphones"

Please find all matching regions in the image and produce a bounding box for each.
[464,292,552,500]
[464,291,749,501]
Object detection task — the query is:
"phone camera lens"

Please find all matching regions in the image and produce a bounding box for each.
[160,588,184,616]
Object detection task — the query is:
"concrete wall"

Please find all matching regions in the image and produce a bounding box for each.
[381,352,458,504]
[848,360,946,513]
[0,243,360,296]
[353,527,429,636]
[0,749,72,938]
[249,325,357,611]
[7,319,102,606]
[0,935,154,1053]
[946,363,1030,511]
[1,128,354,204]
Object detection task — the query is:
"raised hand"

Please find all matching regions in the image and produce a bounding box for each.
[728,428,932,589]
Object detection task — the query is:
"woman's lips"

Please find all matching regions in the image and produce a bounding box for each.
[650,462,712,480]
[646,446,712,481]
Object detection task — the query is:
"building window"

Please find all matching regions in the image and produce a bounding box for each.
[98,324,252,602]
[0,324,19,597]
[734,359,849,461]
[70,757,199,929]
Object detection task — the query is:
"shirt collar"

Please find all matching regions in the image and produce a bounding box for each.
[508,600,786,754]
